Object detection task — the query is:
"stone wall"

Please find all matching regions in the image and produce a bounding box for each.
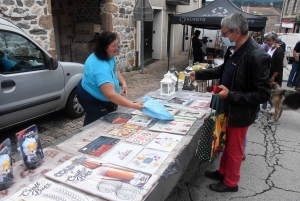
[51,0,102,62]
[0,0,56,57]
[265,16,281,33]
[101,0,136,72]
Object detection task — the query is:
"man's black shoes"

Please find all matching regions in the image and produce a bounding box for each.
[204,170,224,181]
[209,182,238,192]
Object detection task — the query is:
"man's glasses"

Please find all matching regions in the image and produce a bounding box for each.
[221,30,231,37]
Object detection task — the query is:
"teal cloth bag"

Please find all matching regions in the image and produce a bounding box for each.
[141,96,174,120]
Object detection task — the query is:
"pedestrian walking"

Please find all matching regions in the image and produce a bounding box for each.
[261,32,284,113]
[77,31,143,126]
[189,13,271,193]
[287,41,300,88]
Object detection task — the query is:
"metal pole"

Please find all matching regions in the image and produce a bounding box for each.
[141,0,144,74]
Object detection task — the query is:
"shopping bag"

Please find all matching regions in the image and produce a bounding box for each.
[210,113,228,161]
[141,96,174,120]
[195,94,220,162]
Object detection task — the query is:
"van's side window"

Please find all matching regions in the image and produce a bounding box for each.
[0,30,46,74]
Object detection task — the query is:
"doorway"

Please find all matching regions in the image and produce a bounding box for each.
[144,21,153,61]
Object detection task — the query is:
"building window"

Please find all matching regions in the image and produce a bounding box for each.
[285,0,290,14]
[293,0,299,14]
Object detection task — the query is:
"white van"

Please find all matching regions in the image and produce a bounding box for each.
[281,33,300,63]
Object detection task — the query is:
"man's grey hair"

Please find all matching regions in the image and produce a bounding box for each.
[221,13,249,35]
[265,31,278,42]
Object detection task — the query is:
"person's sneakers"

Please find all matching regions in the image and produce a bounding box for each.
[287,84,293,88]
[209,182,239,192]
[204,170,224,181]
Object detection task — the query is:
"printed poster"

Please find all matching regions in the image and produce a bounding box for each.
[189,99,211,109]
[146,133,183,152]
[100,143,143,166]
[108,128,136,137]
[126,148,169,174]
[126,130,158,145]
[164,97,193,106]
[5,178,97,201]
[78,136,120,157]
[177,110,206,119]
[45,156,158,201]
[127,115,153,127]
[149,120,193,135]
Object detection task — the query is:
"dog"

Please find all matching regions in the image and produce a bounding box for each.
[268,81,300,123]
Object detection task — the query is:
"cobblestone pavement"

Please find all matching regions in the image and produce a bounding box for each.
[0,53,189,162]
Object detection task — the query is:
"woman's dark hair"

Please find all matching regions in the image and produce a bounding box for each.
[94,31,118,60]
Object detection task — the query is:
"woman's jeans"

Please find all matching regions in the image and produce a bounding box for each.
[77,80,117,126]
[287,62,299,86]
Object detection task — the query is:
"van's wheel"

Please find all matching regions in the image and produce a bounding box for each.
[65,88,85,118]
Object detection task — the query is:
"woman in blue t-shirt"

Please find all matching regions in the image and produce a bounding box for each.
[77,31,143,126]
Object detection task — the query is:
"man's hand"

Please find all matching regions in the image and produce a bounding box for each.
[189,71,196,81]
[218,85,229,99]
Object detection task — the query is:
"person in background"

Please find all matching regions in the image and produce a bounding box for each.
[287,41,300,88]
[260,32,284,113]
[189,13,270,193]
[277,33,287,67]
[192,30,203,63]
[201,36,209,54]
[77,31,143,126]
[261,38,269,53]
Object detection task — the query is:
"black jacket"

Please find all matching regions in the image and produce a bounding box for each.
[195,37,271,127]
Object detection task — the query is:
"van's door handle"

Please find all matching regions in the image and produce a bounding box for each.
[1,80,15,88]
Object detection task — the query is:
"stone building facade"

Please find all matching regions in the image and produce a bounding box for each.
[0,0,56,57]
[0,0,200,71]
[242,6,281,33]
[281,0,300,33]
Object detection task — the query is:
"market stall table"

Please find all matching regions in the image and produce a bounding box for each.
[1,90,212,201]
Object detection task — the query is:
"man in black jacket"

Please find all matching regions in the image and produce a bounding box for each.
[192,30,203,63]
[190,13,271,192]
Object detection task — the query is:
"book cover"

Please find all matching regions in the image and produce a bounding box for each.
[126,148,169,174]
[100,143,143,166]
[120,123,144,130]
[127,115,153,127]
[6,178,97,201]
[189,99,211,109]
[146,133,183,152]
[108,128,136,137]
[78,136,120,157]
[126,130,158,145]
[149,118,195,135]
[177,110,206,119]
[45,156,158,201]
[165,97,193,106]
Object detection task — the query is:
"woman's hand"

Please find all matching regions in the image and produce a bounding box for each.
[121,84,128,96]
[132,102,144,110]
[218,85,229,99]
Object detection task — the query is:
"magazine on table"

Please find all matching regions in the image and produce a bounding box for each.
[45,156,158,201]
[148,118,195,135]
[100,142,143,166]
[127,115,153,127]
[126,148,169,174]
[146,133,183,152]
[126,130,158,145]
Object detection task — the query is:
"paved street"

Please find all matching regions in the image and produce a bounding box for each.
[1,54,300,200]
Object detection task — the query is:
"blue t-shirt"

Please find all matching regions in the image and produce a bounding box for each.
[81,53,119,102]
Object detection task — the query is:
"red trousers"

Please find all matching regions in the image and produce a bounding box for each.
[218,126,249,187]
